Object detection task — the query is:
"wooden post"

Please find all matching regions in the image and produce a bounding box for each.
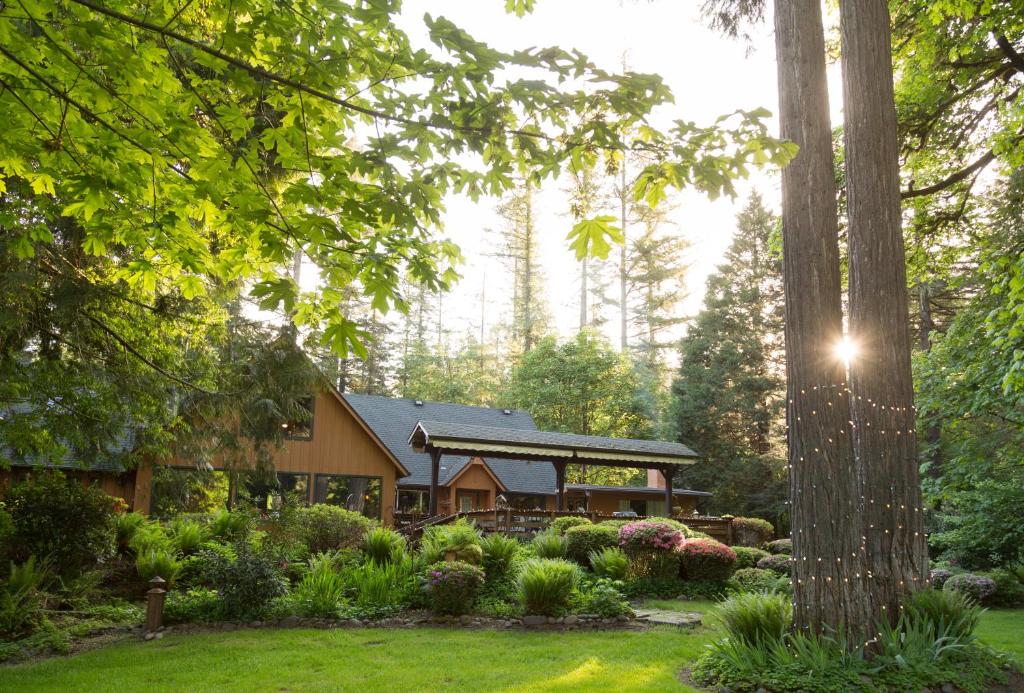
[662,466,673,518]
[428,449,441,517]
[554,461,566,511]
[145,576,167,634]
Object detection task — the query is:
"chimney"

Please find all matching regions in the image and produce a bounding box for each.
[647,469,665,489]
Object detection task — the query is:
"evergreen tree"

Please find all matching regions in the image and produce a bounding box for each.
[672,192,787,524]
[495,181,550,354]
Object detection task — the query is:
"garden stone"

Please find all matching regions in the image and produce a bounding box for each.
[281,616,302,627]
[564,615,579,625]
[941,685,956,693]
[523,615,547,626]
[144,632,156,641]
[632,609,702,629]
[459,615,472,625]
[615,614,629,622]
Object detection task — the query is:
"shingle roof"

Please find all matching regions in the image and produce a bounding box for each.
[343,394,556,495]
[409,420,700,461]
[565,483,712,497]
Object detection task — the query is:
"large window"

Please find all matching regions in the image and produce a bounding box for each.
[617,498,665,517]
[314,474,381,519]
[244,471,310,511]
[282,395,314,440]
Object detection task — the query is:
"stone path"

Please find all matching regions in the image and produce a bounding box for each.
[632,609,702,629]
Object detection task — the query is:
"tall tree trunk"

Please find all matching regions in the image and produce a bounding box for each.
[774,0,869,638]
[917,282,943,477]
[840,0,929,624]
[620,162,629,350]
[523,182,535,351]
[579,256,588,332]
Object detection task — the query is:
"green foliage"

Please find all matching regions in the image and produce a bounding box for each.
[575,578,633,618]
[904,588,982,641]
[517,558,581,616]
[589,547,629,580]
[209,510,253,544]
[135,549,181,585]
[731,517,775,547]
[293,505,375,555]
[177,543,237,589]
[293,561,348,618]
[715,592,792,647]
[765,539,791,555]
[480,533,521,578]
[361,527,407,566]
[163,588,223,624]
[0,557,47,638]
[978,569,1024,608]
[673,193,786,525]
[756,554,792,576]
[207,545,288,620]
[622,576,726,601]
[728,568,790,595]
[421,519,483,565]
[565,523,619,565]
[343,559,415,611]
[422,561,486,616]
[114,513,146,553]
[129,521,172,555]
[168,519,209,556]
[531,530,569,559]
[551,516,591,535]
[2,472,115,577]
[944,573,997,604]
[731,546,769,570]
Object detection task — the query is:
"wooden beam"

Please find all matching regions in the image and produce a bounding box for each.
[663,465,674,518]
[554,461,566,511]
[429,449,441,517]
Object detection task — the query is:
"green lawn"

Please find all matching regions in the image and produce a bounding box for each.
[2,605,1021,692]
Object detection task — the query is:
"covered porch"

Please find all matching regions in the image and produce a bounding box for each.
[407,420,701,519]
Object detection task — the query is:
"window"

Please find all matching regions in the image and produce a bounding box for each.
[244,472,310,511]
[508,494,547,510]
[397,489,428,514]
[313,474,381,519]
[282,395,314,440]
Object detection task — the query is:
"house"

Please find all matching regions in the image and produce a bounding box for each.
[1,390,711,524]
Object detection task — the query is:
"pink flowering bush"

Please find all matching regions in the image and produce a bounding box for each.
[619,521,685,579]
[421,561,485,615]
[678,539,738,582]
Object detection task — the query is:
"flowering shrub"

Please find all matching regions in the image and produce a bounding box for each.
[756,554,792,576]
[619,521,685,553]
[732,546,770,570]
[422,561,485,615]
[765,538,792,555]
[929,568,954,589]
[944,573,997,604]
[678,539,738,582]
[731,517,774,547]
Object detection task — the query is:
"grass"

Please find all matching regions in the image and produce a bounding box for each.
[3,603,1021,692]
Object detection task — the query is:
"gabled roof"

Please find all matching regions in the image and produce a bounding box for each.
[409,420,700,465]
[445,457,507,491]
[343,394,556,495]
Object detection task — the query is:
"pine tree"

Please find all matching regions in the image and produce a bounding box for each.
[673,192,787,522]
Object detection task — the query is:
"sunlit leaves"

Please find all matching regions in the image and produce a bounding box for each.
[566,215,623,261]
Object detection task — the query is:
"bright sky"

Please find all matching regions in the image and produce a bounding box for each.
[395,0,810,349]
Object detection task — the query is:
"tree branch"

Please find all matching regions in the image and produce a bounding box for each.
[901,149,996,199]
[995,34,1024,73]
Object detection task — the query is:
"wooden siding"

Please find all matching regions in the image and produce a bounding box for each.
[448,459,499,512]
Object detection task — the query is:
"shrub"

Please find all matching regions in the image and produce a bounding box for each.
[517,558,580,616]
[576,578,632,618]
[757,554,792,575]
[481,533,521,577]
[422,561,485,615]
[532,530,569,559]
[178,543,237,588]
[716,592,792,647]
[361,527,407,566]
[551,516,591,535]
[565,524,619,565]
[930,567,954,589]
[903,587,981,640]
[208,545,288,619]
[977,569,1024,607]
[621,575,726,600]
[589,547,629,580]
[728,568,788,594]
[344,558,415,610]
[731,517,774,547]
[209,509,253,543]
[618,521,685,553]
[765,538,791,555]
[114,513,146,553]
[731,546,769,570]
[0,557,48,638]
[944,573,997,604]
[678,539,737,582]
[129,522,173,555]
[294,561,348,617]
[163,587,222,623]
[136,548,181,585]
[3,471,115,576]
[169,519,209,555]
[421,519,483,565]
